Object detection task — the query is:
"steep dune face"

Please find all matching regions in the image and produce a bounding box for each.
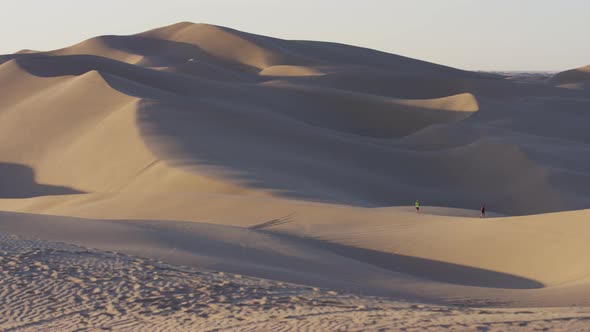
[0,65,142,191]
[549,64,590,85]
[0,61,253,196]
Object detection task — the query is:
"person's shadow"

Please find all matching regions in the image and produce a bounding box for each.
[0,163,84,198]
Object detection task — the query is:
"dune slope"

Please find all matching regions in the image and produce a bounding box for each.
[549,64,590,85]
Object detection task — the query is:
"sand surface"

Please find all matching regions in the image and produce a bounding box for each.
[2,234,590,331]
[1,22,590,330]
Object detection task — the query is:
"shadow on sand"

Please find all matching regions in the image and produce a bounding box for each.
[0,163,84,198]
[255,226,544,290]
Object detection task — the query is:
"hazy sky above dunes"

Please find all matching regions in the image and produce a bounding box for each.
[3,0,589,71]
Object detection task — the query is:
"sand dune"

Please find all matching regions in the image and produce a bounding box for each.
[550,64,590,85]
[2,49,586,213]
[1,22,590,330]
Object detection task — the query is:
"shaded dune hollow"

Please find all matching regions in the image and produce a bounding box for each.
[1,22,590,308]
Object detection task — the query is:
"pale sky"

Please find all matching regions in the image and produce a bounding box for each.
[2,0,589,71]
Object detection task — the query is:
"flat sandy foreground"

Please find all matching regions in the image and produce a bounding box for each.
[1,233,589,332]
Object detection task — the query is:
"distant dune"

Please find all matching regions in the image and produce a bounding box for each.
[1,22,590,330]
[549,64,590,85]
